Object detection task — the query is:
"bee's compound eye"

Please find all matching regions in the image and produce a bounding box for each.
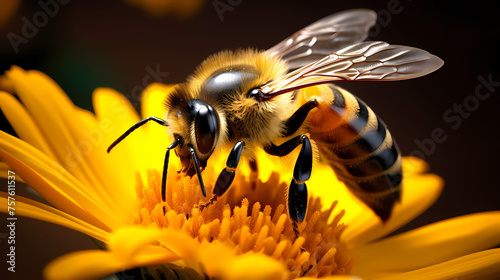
[189,100,219,156]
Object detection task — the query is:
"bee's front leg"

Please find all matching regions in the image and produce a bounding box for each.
[196,141,246,211]
[264,135,312,241]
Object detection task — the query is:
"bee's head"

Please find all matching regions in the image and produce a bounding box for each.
[164,89,224,198]
[187,99,220,163]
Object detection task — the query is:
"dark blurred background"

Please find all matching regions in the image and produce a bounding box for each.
[0,0,499,279]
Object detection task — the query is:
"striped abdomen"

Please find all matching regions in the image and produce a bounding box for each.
[306,85,402,222]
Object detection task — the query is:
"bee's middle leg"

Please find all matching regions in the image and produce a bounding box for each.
[264,135,312,241]
[196,141,245,211]
[283,99,318,137]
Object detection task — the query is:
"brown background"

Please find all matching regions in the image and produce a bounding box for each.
[1,0,499,279]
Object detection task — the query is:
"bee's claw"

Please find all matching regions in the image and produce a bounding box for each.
[195,194,217,211]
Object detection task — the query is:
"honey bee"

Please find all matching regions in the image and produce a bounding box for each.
[108,9,443,234]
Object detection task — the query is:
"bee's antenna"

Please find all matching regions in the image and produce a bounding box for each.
[187,144,207,197]
[161,137,183,202]
[107,116,168,153]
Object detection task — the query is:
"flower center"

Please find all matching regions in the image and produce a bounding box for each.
[133,168,351,278]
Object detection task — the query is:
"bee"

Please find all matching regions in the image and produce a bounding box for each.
[108,9,443,235]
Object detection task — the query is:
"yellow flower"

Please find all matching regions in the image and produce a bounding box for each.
[1,66,499,280]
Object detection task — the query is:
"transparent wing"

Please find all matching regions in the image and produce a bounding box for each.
[259,41,444,98]
[266,9,377,69]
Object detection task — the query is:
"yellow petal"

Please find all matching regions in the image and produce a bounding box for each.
[44,250,123,280]
[92,87,158,175]
[71,107,121,206]
[351,212,500,277]
[92,87,141,145]
[45,227,182,279]
[198,241,236,276]
[141,83,172,120]
[0,130,117,229]
[108,226,169,259]
[377,248,500,280]
[0,161,25,183]
[304,156,441,239]
[1,84,123,210]
[401,156,429,176]
[8,69,136,213]
[140,83,173,167]
[156,229,201,259]
[6,67,105,192]
[6,66,137,218]
[343,173,444,245]
[71,93,138,216]
[44,246,178,280]
[0,192,109,242]
[0,91,58,160]
[306,162,366,224]
[220,252,288,280]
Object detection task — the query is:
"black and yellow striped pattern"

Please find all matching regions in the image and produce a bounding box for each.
[308,85,402,222]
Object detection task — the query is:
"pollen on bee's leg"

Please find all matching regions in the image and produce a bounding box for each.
[292,220,300,240]
[290,219,308,254]
[195,194,218,211]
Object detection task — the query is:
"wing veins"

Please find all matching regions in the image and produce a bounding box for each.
[261,41,444,97]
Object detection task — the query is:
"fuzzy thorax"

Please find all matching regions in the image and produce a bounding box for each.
[165,49,298,158]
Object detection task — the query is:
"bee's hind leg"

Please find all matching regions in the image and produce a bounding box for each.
[264,135,312,242]
[196,141,246,211]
